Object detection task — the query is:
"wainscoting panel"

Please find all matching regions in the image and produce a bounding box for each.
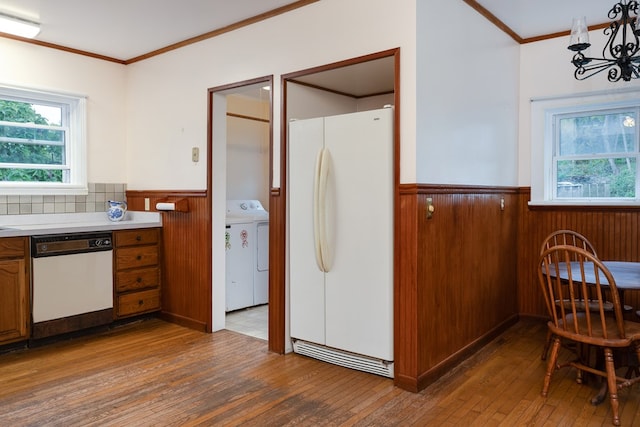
[126,190,211,332]
[396,185,519,391]
[517,189,640,319]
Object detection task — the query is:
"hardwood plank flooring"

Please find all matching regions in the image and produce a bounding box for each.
[1,318,640,426]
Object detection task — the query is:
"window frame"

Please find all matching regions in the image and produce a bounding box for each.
[530,89,640,206]
[0,84,87,196]
[550,105,640,201]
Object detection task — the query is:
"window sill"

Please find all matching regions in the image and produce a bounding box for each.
[528,200,640,211]
[0,184,88,196]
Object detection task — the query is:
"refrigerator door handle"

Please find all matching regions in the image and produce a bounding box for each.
[318,147,331,272]
[313,148,329,273]
[313,147,328,272]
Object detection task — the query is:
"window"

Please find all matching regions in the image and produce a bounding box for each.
[530,89,640,205]
[0,85,86,195]
[553,107,638,200]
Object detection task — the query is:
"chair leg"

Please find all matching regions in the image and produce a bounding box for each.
[629,342,640,379]
[633,341,640,368]
[541,329,552,361]
[542,335,561,397]
[604,348,621,426]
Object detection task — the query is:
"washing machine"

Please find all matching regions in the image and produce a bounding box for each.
[225,199,269,312]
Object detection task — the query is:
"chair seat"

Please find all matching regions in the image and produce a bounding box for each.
[556,299,614,312]
[550,318,640,348]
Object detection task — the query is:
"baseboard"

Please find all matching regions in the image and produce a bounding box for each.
[407,314,519,392]
[159,311,209,332]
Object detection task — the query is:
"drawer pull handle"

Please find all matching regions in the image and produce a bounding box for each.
[136,255,142,260]
[138,300,143,305]
[136,277,142,283]
[136,235,142,241]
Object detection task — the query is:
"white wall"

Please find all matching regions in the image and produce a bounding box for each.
[416,1,520,186]
[519,30,640,188]
[357,94,395,112]
[287,83,358,122]
[226,95,270,208]
[0,39,127,183]
[125,0,417,190]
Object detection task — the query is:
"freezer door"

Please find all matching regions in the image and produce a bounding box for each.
[289,117,327,345]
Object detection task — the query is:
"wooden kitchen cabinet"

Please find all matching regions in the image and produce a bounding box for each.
[0,237,29,345]
[113,228,161,319]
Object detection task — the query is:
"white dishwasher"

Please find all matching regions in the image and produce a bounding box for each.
[31,231,114,339]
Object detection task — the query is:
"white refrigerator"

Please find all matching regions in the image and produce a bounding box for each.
[289,107,394,378]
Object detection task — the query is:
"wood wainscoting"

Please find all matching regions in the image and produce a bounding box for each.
[396,184,519,392]
[517,188,640,319]
[126,190,211,332]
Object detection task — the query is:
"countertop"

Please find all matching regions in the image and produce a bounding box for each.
[0,211,162,237]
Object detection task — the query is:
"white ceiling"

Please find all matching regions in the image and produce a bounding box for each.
[0,0,617,62]
[473,0,615,40]
[0,0,304,61]
[0,0,619,98]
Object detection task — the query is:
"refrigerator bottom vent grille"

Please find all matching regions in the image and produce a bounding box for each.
[293,339,394,378]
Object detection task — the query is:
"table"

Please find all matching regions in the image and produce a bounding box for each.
[550,261,640,308]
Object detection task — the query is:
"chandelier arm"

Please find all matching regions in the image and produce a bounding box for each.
[573,58,622,81]
[603,20,621,60]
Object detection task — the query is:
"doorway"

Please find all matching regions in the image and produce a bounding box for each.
[209,76,273,340]
[271,49,400,353]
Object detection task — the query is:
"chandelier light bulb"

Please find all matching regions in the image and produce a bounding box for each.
[568,16,590,51]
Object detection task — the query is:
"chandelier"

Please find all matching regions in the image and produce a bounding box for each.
[568,1,640,82]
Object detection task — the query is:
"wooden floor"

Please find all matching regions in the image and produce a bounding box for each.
[1,318,640,426]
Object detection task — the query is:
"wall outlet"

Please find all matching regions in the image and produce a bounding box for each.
[192,147,199,162]
[144,198,150,211]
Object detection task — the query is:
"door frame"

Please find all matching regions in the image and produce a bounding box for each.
[270,48,401,353]
[207,75,274,334]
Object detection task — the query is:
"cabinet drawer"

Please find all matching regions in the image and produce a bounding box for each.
[115,228,159,247]
[115,245,159,270]
[116,289,160,317]
[0,237,26,259]
[115,267,160,292]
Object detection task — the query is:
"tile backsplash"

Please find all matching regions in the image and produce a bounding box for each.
[0,183,127,215]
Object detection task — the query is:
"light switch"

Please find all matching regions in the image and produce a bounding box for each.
[144,198,150,211]
[192,147,199,163]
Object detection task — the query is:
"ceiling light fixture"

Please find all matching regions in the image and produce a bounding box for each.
[568,1,640,82]
[0,12,40,39]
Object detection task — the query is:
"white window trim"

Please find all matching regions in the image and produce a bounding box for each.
[0,84,87,196]
[530,87,640,206]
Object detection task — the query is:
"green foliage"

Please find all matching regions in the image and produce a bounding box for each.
[0,100,48,124]
[0,168,62,182]
[557,158,636,198]
[557,111,637,198]
[609,167,635,197]
[0,100,63,182]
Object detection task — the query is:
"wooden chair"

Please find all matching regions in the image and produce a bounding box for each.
[538,245,640,426]
[540,229,598,258]
[539,230,602,361]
